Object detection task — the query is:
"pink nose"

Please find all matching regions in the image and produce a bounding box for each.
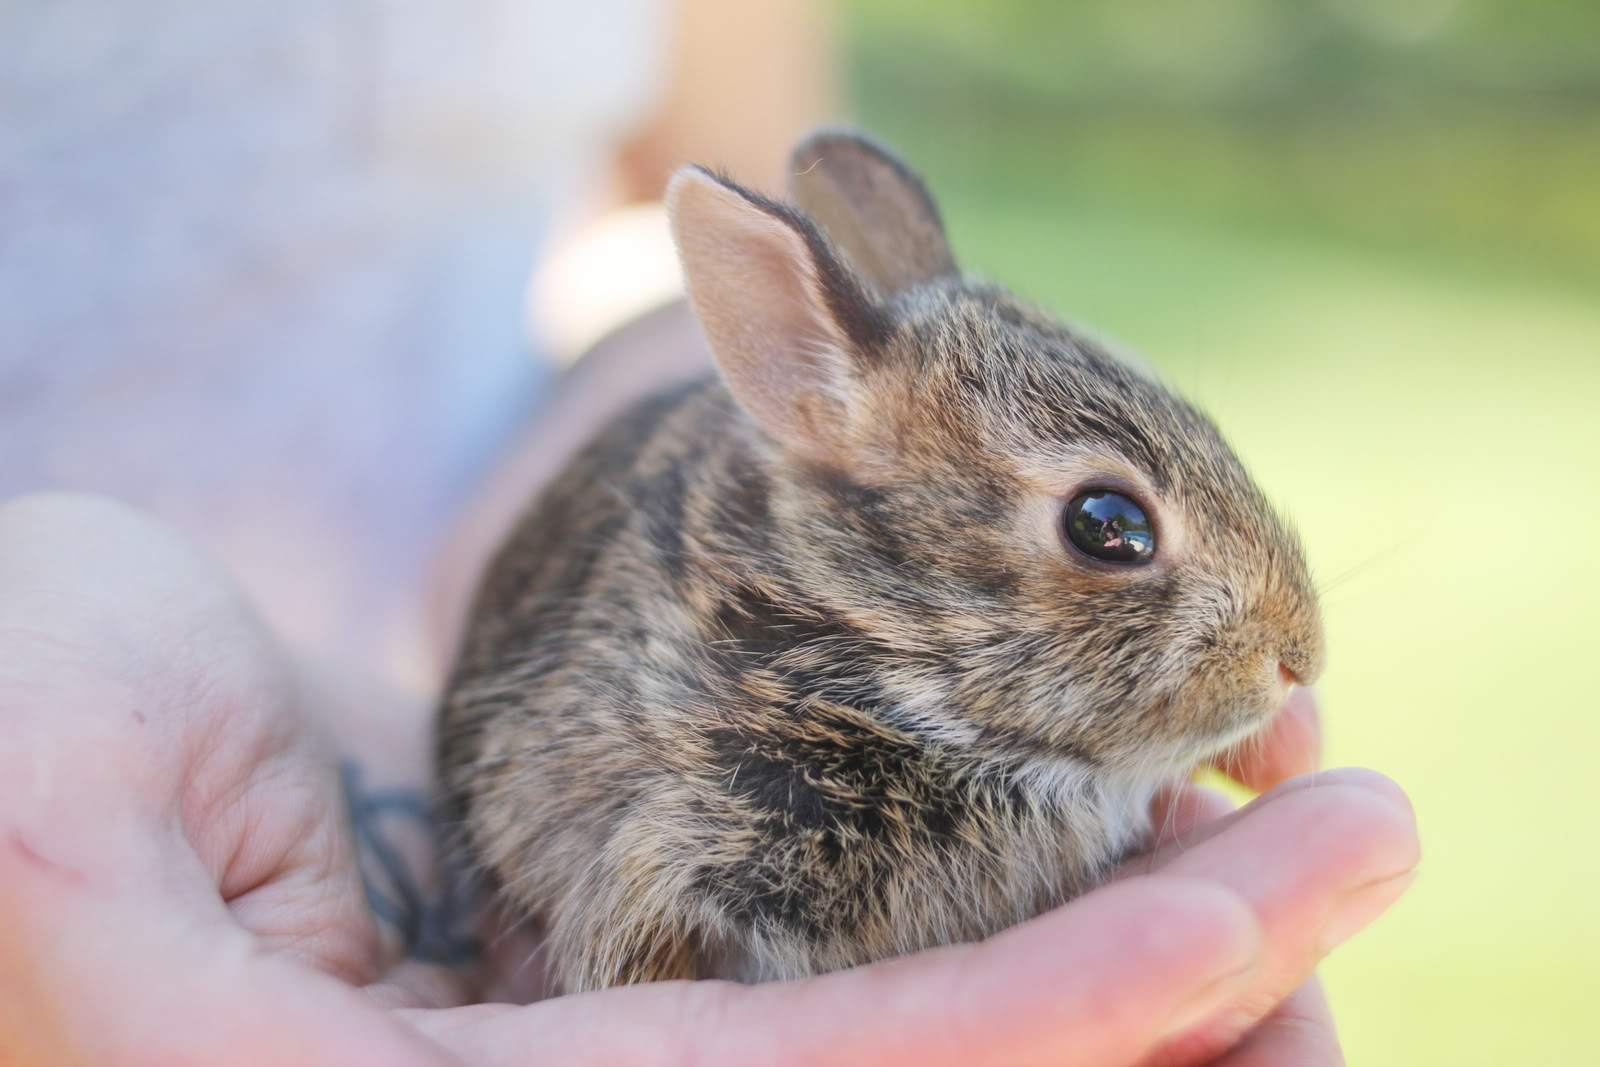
[1278,661,1298,686]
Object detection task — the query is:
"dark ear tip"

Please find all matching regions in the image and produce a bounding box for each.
[667,164,784,222]
[668,163,743,197]
[789,126,902,174]
[786,126,945,235]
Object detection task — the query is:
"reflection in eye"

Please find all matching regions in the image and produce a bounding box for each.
[1063,490,1155,563]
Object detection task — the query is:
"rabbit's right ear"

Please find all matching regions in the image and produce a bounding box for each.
[787,128,958,296]
[666,166,889,468]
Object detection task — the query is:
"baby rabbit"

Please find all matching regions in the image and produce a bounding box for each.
[437,129,1324,992]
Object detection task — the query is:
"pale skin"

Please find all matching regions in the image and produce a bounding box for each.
[0,325,1418,1066]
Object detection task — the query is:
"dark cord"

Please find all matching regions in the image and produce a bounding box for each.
[340,761,480,964]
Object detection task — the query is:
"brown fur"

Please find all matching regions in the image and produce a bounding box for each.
[437,130,1324,992]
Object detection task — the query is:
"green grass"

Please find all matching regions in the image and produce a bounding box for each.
[845,113,1600,1064]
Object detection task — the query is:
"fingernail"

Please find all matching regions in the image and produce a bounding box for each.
[1320,869,1418,954]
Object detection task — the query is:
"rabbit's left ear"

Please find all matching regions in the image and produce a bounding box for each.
[666,165,889,468]
[787,128,958,297]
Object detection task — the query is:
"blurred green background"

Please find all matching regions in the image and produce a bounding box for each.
[840,1,1598,1063]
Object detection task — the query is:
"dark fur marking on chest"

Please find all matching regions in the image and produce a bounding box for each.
[697,706,958,942]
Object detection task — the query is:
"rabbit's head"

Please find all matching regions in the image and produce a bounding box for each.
[666,130,1323,779]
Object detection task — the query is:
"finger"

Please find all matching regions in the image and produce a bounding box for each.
[1200,976,1341,1067]
[1213,686,1321,793]
[0,812,457,1067]
[1132,773,1417,1065]
[1138,784,1238,862]
[400,876,1264,1067]
[1133,766,1414,878]
[367,959,477,1011]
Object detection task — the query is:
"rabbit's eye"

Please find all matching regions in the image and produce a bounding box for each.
[1063,490,1155,564]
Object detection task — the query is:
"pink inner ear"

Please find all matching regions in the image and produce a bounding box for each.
[667,170,858,466]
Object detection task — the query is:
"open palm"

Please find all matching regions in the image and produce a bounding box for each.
[0,493,1417,1066]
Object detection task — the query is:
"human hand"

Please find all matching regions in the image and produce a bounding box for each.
[0,492,1416,1067]
[1127,687,1412,1067]
[0,492,471,1065]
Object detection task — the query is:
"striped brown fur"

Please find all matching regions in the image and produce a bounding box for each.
[437,130,1323,991]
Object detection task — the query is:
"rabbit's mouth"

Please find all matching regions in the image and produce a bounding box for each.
[1178,687,1294,765]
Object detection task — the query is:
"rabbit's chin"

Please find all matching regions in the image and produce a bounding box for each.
[1180,691,1294,769]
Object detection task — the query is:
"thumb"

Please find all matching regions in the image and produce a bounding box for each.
[0,806,458,1067]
